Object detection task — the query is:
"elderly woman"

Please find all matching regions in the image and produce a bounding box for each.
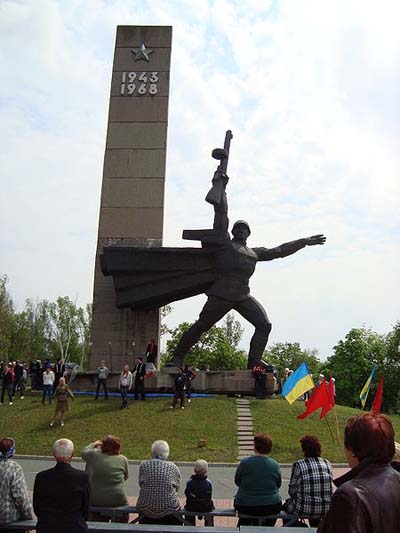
[234,432,282,526]
[81,436,129,522]
[0,437,33,532]
[137,440,181,524]
[284,435,332,527]
[318,412,400,533]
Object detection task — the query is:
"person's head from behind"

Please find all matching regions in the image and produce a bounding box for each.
[123,364,129,374]
[300,435,321,458]
[344,412,395,468]
[102,435,121,455]
[100,360,106,367]
[194,459,208,477]
[58,377,66,386]
[254,432,273,455]
[53,438,74,463]
[0,437,15,460]
[151,440,169,460]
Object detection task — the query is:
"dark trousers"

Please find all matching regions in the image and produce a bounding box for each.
[95,378,108,399]
[254,374,266,399]
[42,384,52,404]
[134,378,145,400]
[235,502,282,527]
[120,386,129,407]
[1,383,13,403]
[171,390,185,408]
[174,296,271,369]
[139,514,182,525]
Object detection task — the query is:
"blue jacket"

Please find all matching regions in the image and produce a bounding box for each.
[185,474,214,512]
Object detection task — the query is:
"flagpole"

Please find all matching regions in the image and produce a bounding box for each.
[332,406,340,445]
[324,415,335,443]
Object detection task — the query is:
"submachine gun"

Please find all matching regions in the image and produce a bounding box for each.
[182,130,233,246]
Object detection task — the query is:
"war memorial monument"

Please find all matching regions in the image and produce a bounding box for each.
[87,25,325,394]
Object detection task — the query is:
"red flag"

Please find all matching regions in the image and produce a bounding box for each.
[371,375,384,413]
[297,379,330,420]
[320,377,335,419]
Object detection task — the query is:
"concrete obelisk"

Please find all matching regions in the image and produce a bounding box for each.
[89,26,172,370]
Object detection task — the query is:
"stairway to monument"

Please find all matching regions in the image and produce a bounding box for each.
[236,398,254,461]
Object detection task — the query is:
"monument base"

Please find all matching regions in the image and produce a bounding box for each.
[67,369,278,396]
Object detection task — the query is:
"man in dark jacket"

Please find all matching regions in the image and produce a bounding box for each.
[318,412,400,533]
[170,368,186,409]
[33,438,90,533]
[133,357,146,400]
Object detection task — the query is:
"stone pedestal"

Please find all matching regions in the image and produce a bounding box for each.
[89,26,172,371]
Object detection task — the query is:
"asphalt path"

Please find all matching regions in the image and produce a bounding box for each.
[16,457,348,500]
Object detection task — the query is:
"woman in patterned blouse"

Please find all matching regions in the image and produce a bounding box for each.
[0,437,33,531]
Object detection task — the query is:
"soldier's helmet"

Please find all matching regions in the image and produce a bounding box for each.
[232,220,251,235]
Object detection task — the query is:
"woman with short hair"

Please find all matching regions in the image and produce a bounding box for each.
[318,412,400,532]
[81,435,129,522]
[0,437,33,532]
[284,435,332,527]
[234,432,282,526]
[137,440,181,524]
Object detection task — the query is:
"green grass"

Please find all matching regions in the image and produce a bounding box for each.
[251,396,400,463]
[2,393,400,463]
[0,392,237,462]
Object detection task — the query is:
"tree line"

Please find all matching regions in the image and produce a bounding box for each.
[2,274,399,412]
[0,276,91,367]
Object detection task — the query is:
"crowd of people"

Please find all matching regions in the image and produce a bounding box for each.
[1,412,400,532]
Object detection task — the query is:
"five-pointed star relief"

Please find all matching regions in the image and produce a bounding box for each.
[131,43,153,62]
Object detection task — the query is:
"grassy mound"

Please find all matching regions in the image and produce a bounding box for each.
[251,396,400,462]
[0,392,237,462]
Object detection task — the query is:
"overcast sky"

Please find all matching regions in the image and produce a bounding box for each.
[1,0,399,360]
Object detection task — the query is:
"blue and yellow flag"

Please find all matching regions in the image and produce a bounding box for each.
[282,362,315,405]
[360,365,376,409]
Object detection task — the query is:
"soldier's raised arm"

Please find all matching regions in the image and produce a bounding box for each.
[212,172,229,236]
[254,234,326,261]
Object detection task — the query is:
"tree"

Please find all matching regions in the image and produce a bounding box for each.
[264,342,321,378]
[0,275,15,361]
[163,321,247,370]
[380,322,400,412]
[221,312,244,348]
[320,328,387,408]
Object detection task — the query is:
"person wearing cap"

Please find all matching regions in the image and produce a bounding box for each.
[170,171,326,369]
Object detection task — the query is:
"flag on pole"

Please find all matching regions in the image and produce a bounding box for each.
[371,375,384,413]
[297,377,333,419]
[359,365,376,409]
[282,362,315,405]
[320,377,335,419]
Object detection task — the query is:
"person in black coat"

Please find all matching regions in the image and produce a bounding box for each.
[170,368,186,409]
[133,357,146,400]
[184,459,214,525]
[33,438,90,533]
[53,359,66,394]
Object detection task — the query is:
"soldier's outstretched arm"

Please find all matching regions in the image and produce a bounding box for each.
[255,234,326,261]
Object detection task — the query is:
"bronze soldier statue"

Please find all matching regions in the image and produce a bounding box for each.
[101,130,326,370]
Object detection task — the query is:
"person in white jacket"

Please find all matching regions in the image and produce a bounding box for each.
[119,365,132,409]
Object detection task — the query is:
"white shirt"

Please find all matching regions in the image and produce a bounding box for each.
[43,371,55,385]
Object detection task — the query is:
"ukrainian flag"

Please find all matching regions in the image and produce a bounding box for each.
[282,362,315,405]
[359,365,376,409]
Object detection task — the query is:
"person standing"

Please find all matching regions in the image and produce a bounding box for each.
[145,339,158,366]
[184,365,196,402]
[42,367,55,405]
[0,364,14,405]
[50,378,74,428]
[12,361,24,398]
[170,368,186,409]
[133,357,146,400]
[0,437,33,529]
[53,358,66,393]
[119,365,132,409]
[94,361,109,400]
[33,438,90,533]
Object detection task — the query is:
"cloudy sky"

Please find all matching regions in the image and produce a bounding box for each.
[1,0,399,360]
